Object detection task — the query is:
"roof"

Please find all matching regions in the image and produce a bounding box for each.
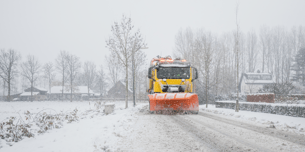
[20,92,40,96]
[239,72,275,92]
[50,86,94,94]
[24,86,48,92]
[34,87,48,92]
[245,72,272,75]
[119,80,133,93]
[242,73,275,84]
[159,64,190,67]
[244,80,275,84]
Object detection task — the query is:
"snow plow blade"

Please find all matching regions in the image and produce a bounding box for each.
[148,93,199,113]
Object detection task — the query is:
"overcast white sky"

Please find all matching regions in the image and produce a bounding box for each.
[0,0,305,69]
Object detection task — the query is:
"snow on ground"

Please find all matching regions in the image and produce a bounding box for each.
[0,101,146,152]
[216,100,305,107]
[0,101,94,121]
[1,101,305,151]
[200,104,305,135]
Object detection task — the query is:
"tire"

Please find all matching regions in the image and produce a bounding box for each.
[149,99,154,114]
[192,111,199,114]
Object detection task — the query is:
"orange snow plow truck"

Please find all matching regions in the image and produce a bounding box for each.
[147,56,199,114]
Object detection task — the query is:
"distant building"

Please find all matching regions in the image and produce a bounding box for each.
[239,72,275,94]
[107,80,133,99]
[11,93,22,100]
[0,93,22,101]
[49,86,95,100]
[20,86,48,101]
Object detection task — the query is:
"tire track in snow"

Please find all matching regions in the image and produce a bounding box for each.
[170,115,265,152]
[158,115,217,152]
[116,106,305,152]
[181,112,305,152]
[198,111,305,147]
[118,113,213,151]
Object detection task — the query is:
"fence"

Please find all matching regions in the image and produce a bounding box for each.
[288,94,305,100]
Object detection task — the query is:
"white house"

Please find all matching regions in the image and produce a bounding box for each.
[20,86,48,101]
[239,72,275,94]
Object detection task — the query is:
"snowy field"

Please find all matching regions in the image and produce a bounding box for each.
[0,101,93,121]
[0,101,146,151]
[1,101,305,151]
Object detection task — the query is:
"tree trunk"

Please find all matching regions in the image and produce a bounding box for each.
[132,57,135,107]
[7,77,10,102]
[100,82,102,100]
[262,47,265,73]
[125,63,128,109]
[49,79,51,100]
[62,72,64,101]
[206,69,208,108]
[88,84,90,97]
[31,82,33,102]
[70,77,72,102]
[3,79,5,101]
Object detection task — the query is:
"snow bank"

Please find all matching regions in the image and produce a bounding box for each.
[200,104,305,135]
[0,101,146,152]
[216,100,305,107]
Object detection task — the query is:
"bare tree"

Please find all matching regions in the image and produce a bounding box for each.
[259,26,271,73]
[105,52,121,86]
[246,30,258,73]
[21,55,41,102]
[212,40,223,97]
[0,49,21,101]
[66,53,81,102]
[129,50,147,101]
[173,20,305,102]
[0,78,2,100]
[43,62,56,98]
[106,15,147,108]
[199,31,214,108]
[56,51,68,100]
[173,28,195,62]
[96,65,107,97]
[83,61,96,96]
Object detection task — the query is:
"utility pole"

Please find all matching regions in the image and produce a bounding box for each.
[235,2,240,112]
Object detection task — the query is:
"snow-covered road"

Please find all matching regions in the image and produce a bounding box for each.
[118,106,305,152]
[1,102,305,152]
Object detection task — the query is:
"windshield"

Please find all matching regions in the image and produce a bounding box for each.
[157,67,190,79]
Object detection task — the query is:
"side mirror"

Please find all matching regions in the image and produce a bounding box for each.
[192,67,198,82]
[195,68,198,79]
[148,67,153,79]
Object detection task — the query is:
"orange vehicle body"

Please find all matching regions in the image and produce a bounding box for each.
[147,56,199,114]
[148,93,199,112]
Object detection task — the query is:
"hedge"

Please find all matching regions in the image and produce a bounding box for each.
[215,101,305,118]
